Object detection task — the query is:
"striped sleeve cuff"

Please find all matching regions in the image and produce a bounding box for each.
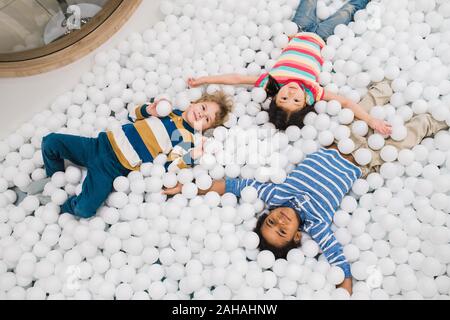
[318,87,325,101]
[225,178,241,197]
[340,262,352,278]
[254,73,268,88]
[135,104,150,120]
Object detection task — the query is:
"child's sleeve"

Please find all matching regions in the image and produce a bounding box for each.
[301,80,325,105]
[128,103,153,122]
[225,178,288,207]
[308,221,351,278]
[165,141,194,172]
[254,73,269,88]
[128,97,159,122]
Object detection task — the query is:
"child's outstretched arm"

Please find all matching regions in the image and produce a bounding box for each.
[129,98,171,122]
[323,90,392,135]
[307,220,353,295]
[188,74,259,87]
[164,176,290,209]
[163,179,226,196]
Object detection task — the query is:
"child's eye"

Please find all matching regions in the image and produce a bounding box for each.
[268,219,274,225]
[294,99,299,103]
[280,229,286,235]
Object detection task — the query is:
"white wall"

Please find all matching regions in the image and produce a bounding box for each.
[0,0,162,139]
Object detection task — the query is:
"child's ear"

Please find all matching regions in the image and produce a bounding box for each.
[294,231,301,244]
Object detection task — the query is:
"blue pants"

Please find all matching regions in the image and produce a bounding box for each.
[292,0,370,40]
[41,132,130,218]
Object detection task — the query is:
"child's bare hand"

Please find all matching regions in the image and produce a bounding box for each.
[369,118,392,135]
[162,183,183,196]
[145,101,158,117]
[337,278,353,295]
[191,136,207,160]
[187,77,203,88]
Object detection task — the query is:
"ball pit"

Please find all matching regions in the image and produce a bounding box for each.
[0,0,450,300]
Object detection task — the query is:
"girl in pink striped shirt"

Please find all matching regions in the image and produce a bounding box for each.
[188,31,391,135]
[188,1,392,134]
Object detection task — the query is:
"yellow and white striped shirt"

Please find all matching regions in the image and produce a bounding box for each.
[106,104,195,172]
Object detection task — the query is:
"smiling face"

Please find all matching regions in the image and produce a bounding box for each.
[183,101,220,131]
[275,82,307,113]
[260,207,301,248]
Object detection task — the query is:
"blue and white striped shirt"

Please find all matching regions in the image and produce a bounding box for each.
[226,148,362,277]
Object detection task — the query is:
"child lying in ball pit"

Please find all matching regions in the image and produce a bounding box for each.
[187,31,392,134]
[164,109,449,295]
[187,2,383,132]
[23,91,233,219]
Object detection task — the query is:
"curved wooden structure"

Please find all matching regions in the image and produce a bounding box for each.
[0,0,141,77]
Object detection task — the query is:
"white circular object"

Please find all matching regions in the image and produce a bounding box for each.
[156,100,173,117]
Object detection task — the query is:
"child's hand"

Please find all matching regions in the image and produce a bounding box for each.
[147,98,171,117]
[368,118,392,135]
[187,77,204,88]
[146,101,158,116]
[190,136,207,160]
[162,182,183,196]
[337,278,353,295]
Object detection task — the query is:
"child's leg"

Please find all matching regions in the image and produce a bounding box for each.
[292,0,319,33]
[340,80,393,177]
[25,133,95,195]
[366,115,450,174]
[315,0,370,40]
[41,133,94,176]
[60,132,130,219]
[358,80,393,113]
[61,169,116,219]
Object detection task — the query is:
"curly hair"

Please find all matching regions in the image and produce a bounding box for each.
[253,213,301,259]
[194,90,234,127]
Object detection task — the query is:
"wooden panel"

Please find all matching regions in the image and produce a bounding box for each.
[0,0,141,77]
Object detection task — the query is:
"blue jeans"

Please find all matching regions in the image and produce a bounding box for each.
[292,0,370,40]
[41,132,130,218]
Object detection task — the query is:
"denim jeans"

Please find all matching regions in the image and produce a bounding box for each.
[292,0,370,40]
[41,132,130,218]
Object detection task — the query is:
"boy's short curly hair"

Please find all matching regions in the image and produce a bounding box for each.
[253,213,301,259]
[194,90,234,127]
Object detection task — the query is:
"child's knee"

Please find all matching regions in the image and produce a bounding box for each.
[41,133,58,152]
